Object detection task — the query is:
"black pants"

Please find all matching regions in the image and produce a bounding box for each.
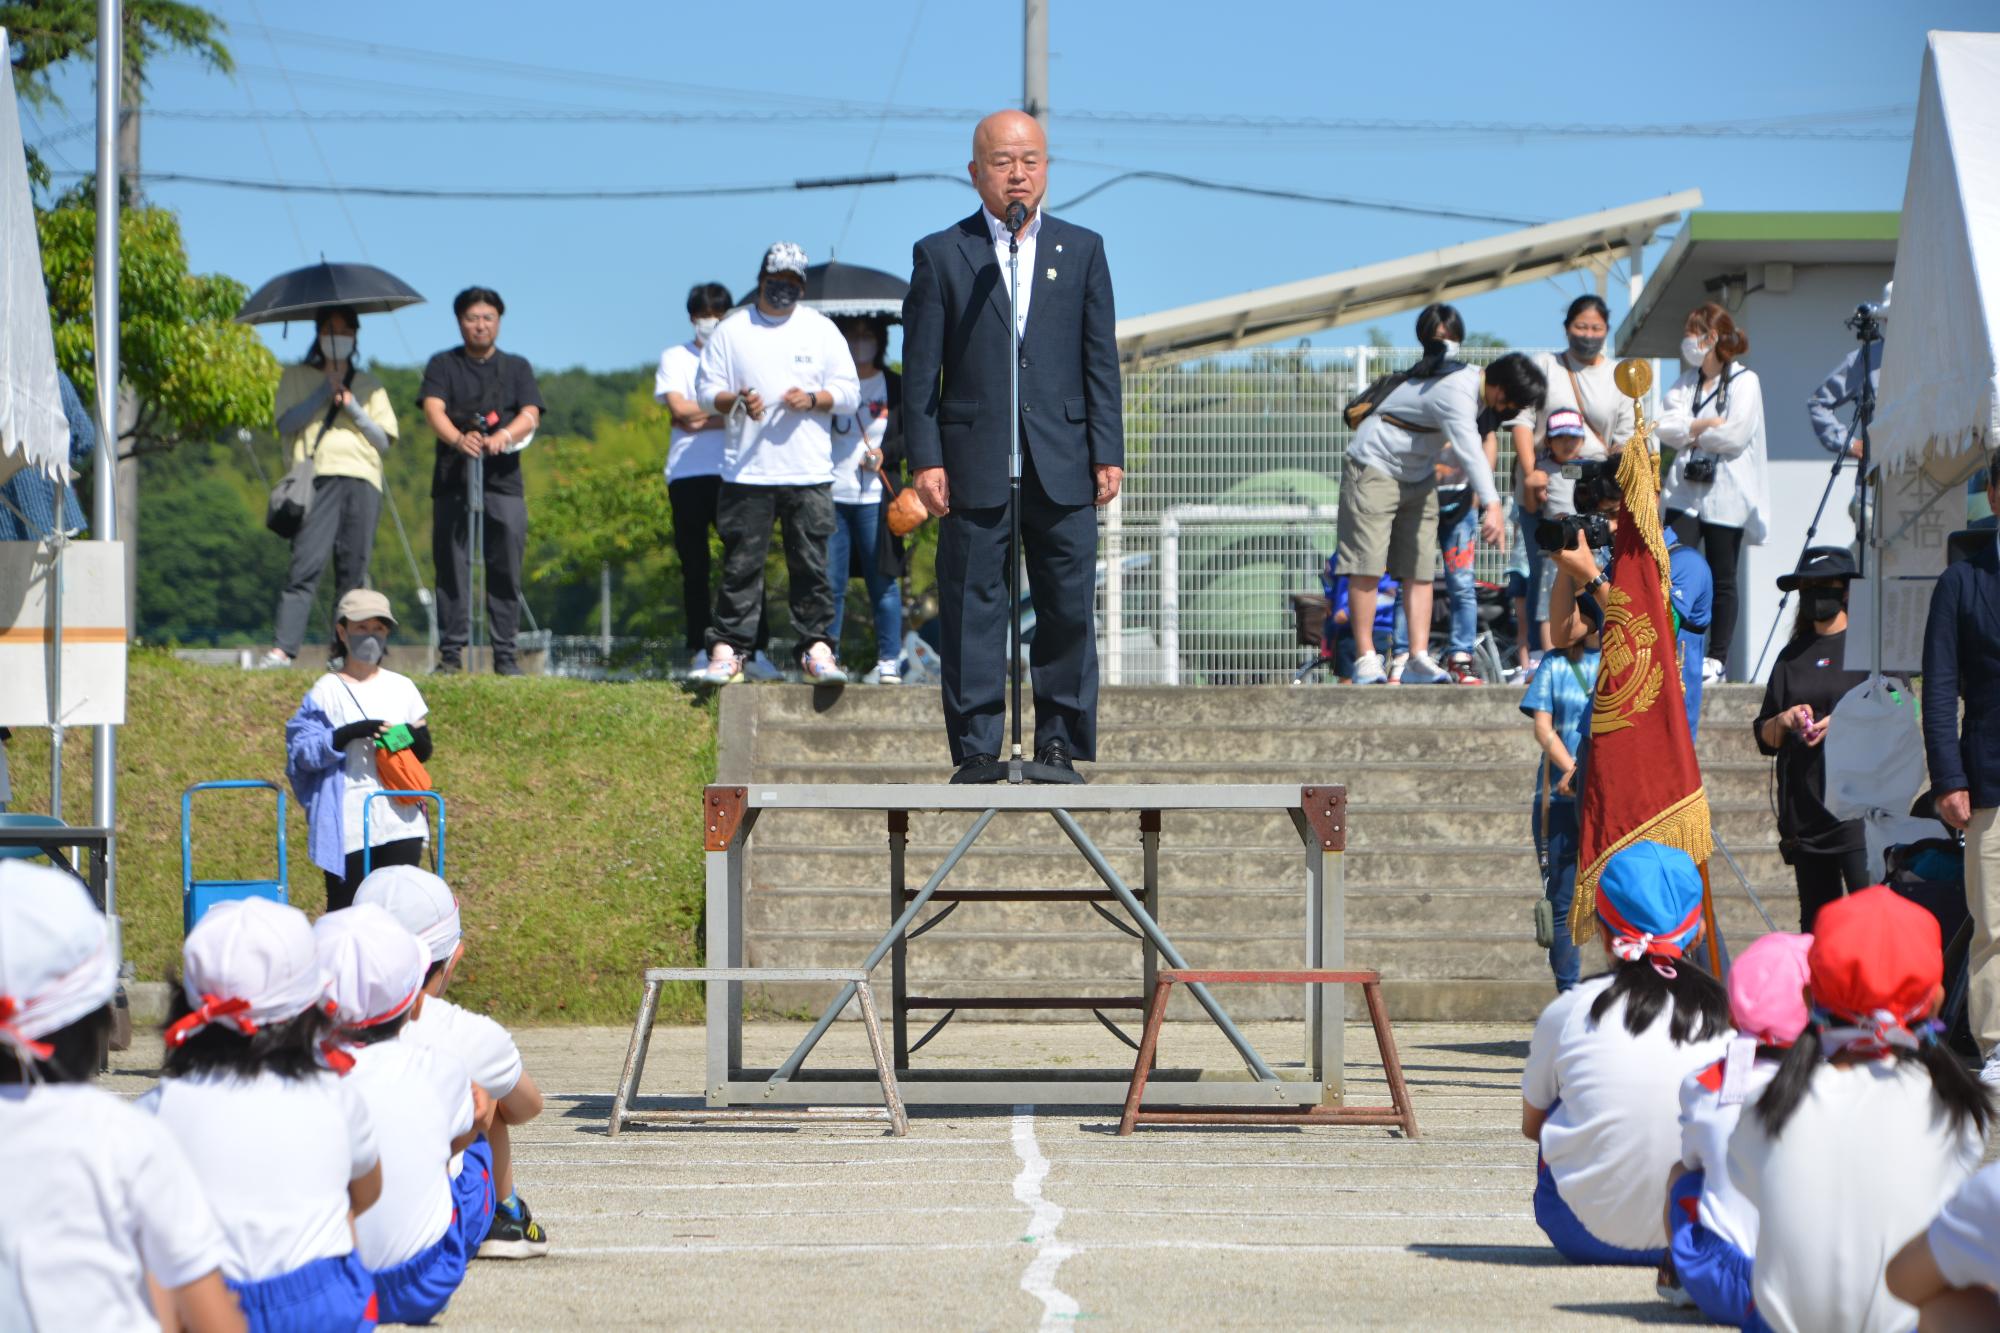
[323,835,424,912]
[669,475,771,655]
[708,481,835,665]
[1791,844,1871,932]
[937,448,1099,763]
[1666,511,1744,670]
[434,487,529,663]
[275,476,381,658]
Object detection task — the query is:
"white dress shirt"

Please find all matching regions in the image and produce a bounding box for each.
[984,207,1042,334]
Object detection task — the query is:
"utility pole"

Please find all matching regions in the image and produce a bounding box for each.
[93,0,123,969]
[1023,0,1048,129]
[111,32,141,635]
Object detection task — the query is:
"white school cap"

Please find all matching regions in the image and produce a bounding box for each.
[354,865,461,963]
[166,898,327,1049]
[314,904,429,1030]
[0,862,117,1063]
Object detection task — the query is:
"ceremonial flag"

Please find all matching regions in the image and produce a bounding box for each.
[1569,434,1712,942]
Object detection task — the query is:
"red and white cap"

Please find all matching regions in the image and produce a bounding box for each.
[165,898,327,1049]
[0,862,117,1066]
[1808,885,1944,1058]
[353,865,460,963]
[313,904,429,1032]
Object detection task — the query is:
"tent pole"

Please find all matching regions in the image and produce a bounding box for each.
[91,0,121,922]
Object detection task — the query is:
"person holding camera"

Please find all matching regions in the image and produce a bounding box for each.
[1806,283,1890,461]
[1658,302,1768,682]
[1337,303,1544,684]
[419,286,545,676]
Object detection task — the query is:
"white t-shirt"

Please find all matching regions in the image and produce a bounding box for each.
[694,305,860,486]
[404,995,523,1177]
[1928,1160,2000,1292]
[0,1083,229,1331]
[830,372,889,505]
[1522,974,1732,1251]
[139,1070,380,1282]
[656,339,726,483]
[1728,1059,1984,1333]
[1677,1053,1776,1255]
[344,1039,475,1269]
[308,669,430,856]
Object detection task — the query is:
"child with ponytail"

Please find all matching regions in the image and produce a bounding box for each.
[1522,841,1732,1265]
[1730,886,1990,1333]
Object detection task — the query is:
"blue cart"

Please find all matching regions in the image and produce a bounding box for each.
[361,790,446,878]
[181,780,289,932]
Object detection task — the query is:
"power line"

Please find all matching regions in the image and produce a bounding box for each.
[1050,170,1539,226]
[51,169,973,201]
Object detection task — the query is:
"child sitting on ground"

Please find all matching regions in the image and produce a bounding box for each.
[1887,1157,2000,1330]
[143,898,383,1332]
[1521,841,1732,1266]
[316,905,495,1324]
[354,865,549,1259]
[0,863,242,1333]
[1658,930,1812,1323]
[1730,885,1991,1333]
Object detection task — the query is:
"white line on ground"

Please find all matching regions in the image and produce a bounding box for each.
[1012,1107,1081,1330]
[553,1238,1544,1257]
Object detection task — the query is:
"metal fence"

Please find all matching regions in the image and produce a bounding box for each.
[1099,344,1552,685]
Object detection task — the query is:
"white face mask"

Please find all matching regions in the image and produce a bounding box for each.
[319,333,355,361]
[693,316,720,340]
[1438,339,1461,360]
[1681,335,1710,368]
[849,339,879,366]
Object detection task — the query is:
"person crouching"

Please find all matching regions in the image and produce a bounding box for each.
[316,905,495,1325]
[1521,841,1731,1266]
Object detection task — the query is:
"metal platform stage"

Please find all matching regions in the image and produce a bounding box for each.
[700,782,1348,1108]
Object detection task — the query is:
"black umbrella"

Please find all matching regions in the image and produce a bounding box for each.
[235,260,425,326]
[736,261,910,319]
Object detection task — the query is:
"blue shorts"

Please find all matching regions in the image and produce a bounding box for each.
[1668,1169,1754,1327]
[1533,1155,1665,1268]
[371,1138,496,1325]
[228,1251,376,1333]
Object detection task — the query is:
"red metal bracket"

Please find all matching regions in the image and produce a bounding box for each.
[703,786,749,851]
[1300,785,1347,852]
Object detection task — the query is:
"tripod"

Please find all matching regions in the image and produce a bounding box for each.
[1750,319,1880,679]
[955,203,1080,785]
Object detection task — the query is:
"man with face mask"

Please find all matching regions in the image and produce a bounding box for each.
[657,281,739,670]
[692,242,861,685]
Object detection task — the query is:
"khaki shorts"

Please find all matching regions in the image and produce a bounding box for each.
[1335,461,1440,582]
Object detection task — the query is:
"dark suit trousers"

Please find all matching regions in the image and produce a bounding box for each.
[937,448,1099,763]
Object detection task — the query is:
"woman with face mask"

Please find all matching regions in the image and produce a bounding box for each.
[262,305,401,670]
[1752,547,1893,930]
[284,588,433,911]
[1658,302,1770,682]
[826,315,906,683]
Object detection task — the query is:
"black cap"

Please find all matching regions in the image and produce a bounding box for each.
[1777,545,1860,590]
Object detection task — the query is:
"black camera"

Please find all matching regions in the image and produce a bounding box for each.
[1534,510,1614,554]
[1845,300,1886,341]
[1532,459,1620,554]
[1682,452,1717,484]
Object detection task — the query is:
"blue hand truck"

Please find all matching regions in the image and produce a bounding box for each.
[361,790,446,878]
[181,781,289,932]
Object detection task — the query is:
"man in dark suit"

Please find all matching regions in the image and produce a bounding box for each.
[1923,447,2000,1083]
[902,109,1123,780]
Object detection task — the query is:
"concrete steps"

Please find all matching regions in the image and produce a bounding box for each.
[720,682,1784,1023]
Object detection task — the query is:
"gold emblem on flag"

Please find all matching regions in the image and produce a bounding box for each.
[1592,584,1664,735]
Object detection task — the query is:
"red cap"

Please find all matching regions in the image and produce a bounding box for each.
[1807,885,1942,1023]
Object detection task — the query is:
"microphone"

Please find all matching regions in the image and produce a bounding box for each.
[1005,201,1028,234]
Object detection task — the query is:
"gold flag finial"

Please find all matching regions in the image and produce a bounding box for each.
[1614,357,1652,400]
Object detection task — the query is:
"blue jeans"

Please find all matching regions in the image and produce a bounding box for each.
[1516,500,1546,651]
[1539,799,1581,991]
[1439,502,1478,656]
[827,500,901,662]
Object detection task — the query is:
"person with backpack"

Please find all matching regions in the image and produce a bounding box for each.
[1336,303,1544,684]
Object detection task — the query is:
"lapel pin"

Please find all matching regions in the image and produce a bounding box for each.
[1046,268,1058,280]
[1055,243,1063,252]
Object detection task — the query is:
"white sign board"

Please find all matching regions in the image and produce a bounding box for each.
[1844,577,1934,675]
[0,540,127,726]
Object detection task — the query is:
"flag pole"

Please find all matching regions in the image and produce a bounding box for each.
[1698,860,1724,977]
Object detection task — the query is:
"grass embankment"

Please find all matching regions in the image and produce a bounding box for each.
[10,654,717,1023]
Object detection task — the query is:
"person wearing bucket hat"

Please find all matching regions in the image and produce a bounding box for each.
[1733,887,1991,1333]
[1756,544,1884,930]
[1657,932,1812,1323]
[0,864,242,1332]
[285,587,435,914]
[143,899,386,1331]
[1522,842,1731,1268]
[354,865,550,1260]
[315,906,495,1325]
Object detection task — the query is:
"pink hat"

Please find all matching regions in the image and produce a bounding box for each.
[1728,931,1814,1045]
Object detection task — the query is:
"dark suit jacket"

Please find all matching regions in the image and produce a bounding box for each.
[1923,539,2000,808]
[901,210,1123,510]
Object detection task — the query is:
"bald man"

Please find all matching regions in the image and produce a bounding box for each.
[902,110,1124,781]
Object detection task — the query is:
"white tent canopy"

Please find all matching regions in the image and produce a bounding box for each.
[0,26,71,489]
[1872,30,2000,476]
[1113,190,1701,367]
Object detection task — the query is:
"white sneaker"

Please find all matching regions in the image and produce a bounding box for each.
[1702,656,1727,684]
[874,657,902,684]
[801,643,849,684]
[696,645,743,686]
[1979,1048,2000,1090]
[1402,652,1451,685]
[688,649,709,674]
[1350,652,1388,686]
[256,648,293,670]
[1388,651,1410,684]
[743,650,784,682]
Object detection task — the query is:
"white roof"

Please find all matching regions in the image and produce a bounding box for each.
[1114,190,1702,366]
[1873,31,2000,475]
[0,27,71,488]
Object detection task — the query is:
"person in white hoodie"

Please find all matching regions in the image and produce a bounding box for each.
[693,241,861,686]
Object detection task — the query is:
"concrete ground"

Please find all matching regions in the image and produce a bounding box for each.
[106,1019,1702,1330]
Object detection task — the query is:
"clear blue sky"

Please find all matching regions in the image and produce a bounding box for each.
[25,0,1994,373]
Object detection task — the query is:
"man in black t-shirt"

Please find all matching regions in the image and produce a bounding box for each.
[419,286,545,674]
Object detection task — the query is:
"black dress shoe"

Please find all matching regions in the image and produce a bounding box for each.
[950,753,1001,784]
[1033,739,1081,779]
[494,658,524,677]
